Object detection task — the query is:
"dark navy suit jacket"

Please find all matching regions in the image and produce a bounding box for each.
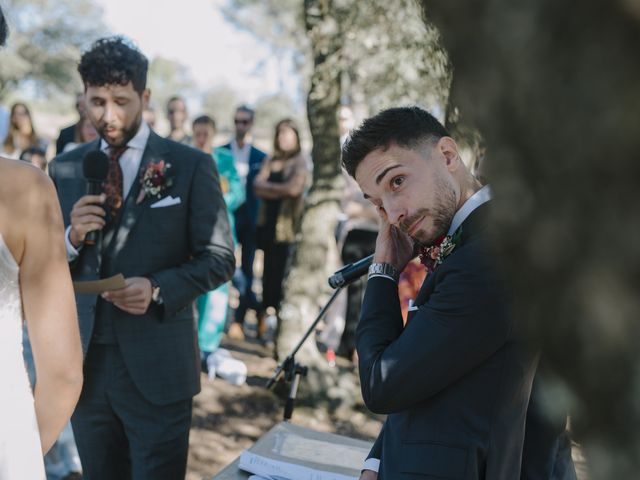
[357,204,537,479]
[56,123,76,154]
[49,131,235,406]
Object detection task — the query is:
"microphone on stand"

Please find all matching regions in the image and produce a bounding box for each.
[82,150,110,246]
[328,253,374,289]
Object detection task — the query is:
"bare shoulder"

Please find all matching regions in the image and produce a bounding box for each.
[0,157,58,223]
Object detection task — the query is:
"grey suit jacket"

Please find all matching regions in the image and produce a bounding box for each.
[358,204,537,479]
[49,131,235,405]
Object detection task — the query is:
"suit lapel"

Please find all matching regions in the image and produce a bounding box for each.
[411,202,491,309]
[103,131,169,256]
[413,269,437,307]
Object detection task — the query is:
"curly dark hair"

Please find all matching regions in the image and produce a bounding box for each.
[78,37,148,94]
[0,6,8,47]
[341,106,450,178]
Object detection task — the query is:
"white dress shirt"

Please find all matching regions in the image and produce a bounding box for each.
[65,122,151,260]
[447,184,492,236]
[230,139,251,189]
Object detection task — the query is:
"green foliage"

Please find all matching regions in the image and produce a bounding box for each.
[0,0,107,100]
[222,0,450,116]
[254,92,302,137]
[221,0,306,54]
[343,0,450,113]
[147,56,197,115]
[200,84,239,134]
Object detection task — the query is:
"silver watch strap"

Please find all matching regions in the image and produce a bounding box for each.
[368,262,400,283]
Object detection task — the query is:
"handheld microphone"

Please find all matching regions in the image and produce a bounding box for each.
[82,150,110,246]
[328,253,374,289]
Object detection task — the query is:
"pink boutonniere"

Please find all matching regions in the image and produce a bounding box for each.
[136,160,174,204]
[418,228,462,273]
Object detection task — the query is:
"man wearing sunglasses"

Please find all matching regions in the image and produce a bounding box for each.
[223,105,267,340]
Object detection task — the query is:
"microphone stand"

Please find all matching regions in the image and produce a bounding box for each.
[266,286,344,421]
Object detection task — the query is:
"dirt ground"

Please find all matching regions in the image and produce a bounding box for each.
[186,330,383,480]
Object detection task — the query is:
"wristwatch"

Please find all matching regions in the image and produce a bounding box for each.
[368,262,400,283]
[148,276,163,305]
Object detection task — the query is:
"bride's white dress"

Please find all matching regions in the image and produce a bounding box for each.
[0,234,45,479]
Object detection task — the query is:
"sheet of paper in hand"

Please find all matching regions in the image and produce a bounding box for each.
[73,274,127,294]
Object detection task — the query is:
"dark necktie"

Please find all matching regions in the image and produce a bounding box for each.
[104,146,127,218]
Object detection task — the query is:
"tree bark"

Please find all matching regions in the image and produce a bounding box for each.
[274,0,355,402]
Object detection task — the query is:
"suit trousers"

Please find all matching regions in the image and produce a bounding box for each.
[71,343,192,480]
[233,210,259,324]
[521,371,577,480]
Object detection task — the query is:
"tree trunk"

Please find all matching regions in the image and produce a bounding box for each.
[274,0,357,403]
[421,1,640,476]
[444,77,485,177]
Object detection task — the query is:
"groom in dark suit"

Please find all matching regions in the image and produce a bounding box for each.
[342,107,538,480]
[49,37,235,479]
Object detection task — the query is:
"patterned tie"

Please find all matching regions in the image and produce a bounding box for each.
[104,146,127,218]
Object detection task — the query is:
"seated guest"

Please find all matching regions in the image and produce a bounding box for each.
[342,106,537,480]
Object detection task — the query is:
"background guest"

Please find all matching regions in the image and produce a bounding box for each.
[166,95,191,144]
[253,118,308,340]
[1,102,47,159]
[333,105,378,361]
[142,105,156,130]
[55,93,86,155]
[192,114,245,368]
[335,173,378,361]
[0,104,9,143]
[19,146,47,171]
[62,116,98,153]
[223,105,267,340]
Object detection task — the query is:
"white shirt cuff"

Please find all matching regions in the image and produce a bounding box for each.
[368,273,397,284]
[65,225,81,261]
[362,458,380,473]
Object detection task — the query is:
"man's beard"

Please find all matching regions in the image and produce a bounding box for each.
[402,178,457,246]
[97,114,142,148]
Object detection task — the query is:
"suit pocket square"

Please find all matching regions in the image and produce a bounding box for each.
[150,196,182,208]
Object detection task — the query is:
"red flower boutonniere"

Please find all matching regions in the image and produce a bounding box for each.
[419,228,462,273]
[136,160,174,204]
